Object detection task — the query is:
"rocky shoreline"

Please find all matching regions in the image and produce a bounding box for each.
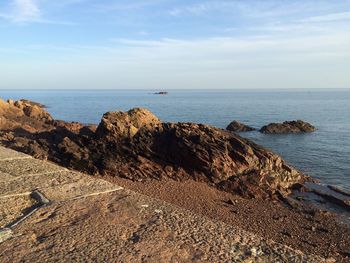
[0,98,349,261]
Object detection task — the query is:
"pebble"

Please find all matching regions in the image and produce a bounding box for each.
[0,228,13,243]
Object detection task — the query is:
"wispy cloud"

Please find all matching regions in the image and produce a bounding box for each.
[168,0,350,20]
[300,11,350,23]
[92,0,166,12]
[9,0,40,22]
[0,0,75,25]
[3,30,349,89]
[169,1,239,16]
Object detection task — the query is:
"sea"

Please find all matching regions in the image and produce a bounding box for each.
[1,89,349,191]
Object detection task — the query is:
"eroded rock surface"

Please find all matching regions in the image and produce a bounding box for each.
[0,99,309,198]
[0,99,52,131]
[260,120,316,134]
[226,120,255,132]
[95,108,160,141]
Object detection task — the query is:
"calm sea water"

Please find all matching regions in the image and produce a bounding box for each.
[1,89,350,191]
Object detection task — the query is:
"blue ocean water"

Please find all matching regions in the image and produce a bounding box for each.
[1,89,350,191]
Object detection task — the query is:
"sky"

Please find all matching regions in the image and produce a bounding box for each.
[0,0,350,89]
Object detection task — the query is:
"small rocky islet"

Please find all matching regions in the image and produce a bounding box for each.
[260,120,316,134]
[226,120,256,132]
[0,98,349,261]
[226,119,316,134]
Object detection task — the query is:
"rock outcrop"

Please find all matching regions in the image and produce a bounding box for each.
[130,122,307,197]
[0,99,53,132]
[0,102,309,198]
[260,120,316,134]
[95,108,160,141]
[226,121,255,132]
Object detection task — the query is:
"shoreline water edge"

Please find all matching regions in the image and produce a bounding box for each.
[0,98,350,261]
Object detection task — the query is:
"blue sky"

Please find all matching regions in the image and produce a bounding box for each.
[0,0,350,89]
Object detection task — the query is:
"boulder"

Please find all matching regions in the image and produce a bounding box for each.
[226,121,255,132]
[95,108,161,141]
[260,120,316,134]
[0,98,53,131]
[23,105,52,121]
[18,99,46,108]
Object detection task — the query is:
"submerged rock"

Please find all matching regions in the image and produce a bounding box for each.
[226,121,255,132]
[260,120,316,134]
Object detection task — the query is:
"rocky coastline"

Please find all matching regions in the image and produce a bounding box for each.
[0,98,349,261]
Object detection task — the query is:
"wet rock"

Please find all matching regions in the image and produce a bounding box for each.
[260,120,316,134]
[226,121,255,132]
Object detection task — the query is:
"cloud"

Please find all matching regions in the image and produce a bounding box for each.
[3,32,349,89]
[0,0,75,25]
[300,11,350,23]
[168,0,350,21]
[169,2,238,16]
[92,0,166,13]
[1,0,350,89]
[11,0,41,22]
[113,33,350,58]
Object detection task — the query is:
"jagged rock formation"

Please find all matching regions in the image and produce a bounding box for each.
[260,120,316,134]
[0,99,53,132]
[226,121,255,132]
[130,122,307,197]
[0,100,309,198]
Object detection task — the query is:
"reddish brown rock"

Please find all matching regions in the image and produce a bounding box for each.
[130,122,307,197]
[0,103,309,198]
[95,108,160,141]
[0,99,52,132]
[260,120,316,134]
